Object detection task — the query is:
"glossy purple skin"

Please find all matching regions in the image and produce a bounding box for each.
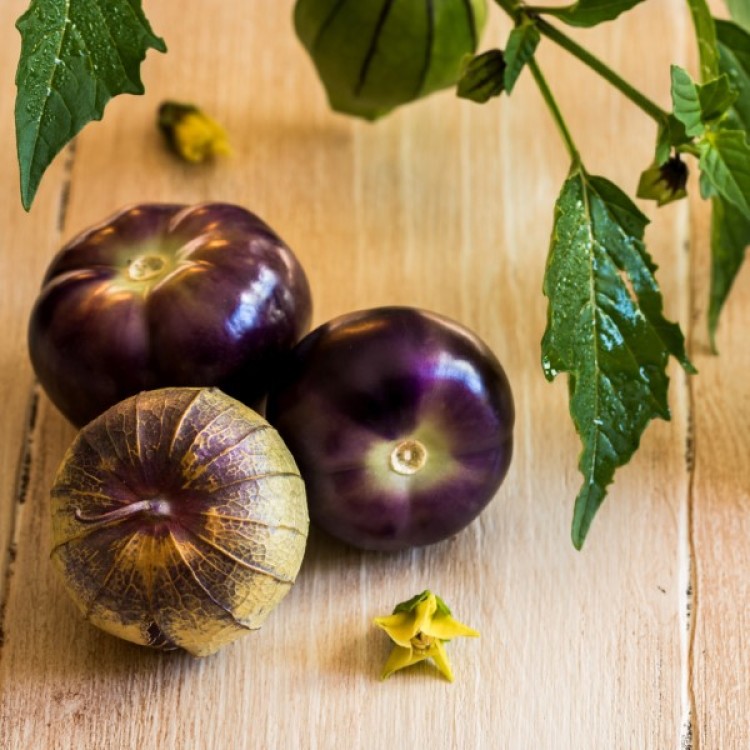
[29,203,312,427]
[266,307,514,551]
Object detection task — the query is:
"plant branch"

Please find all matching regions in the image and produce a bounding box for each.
[528,58,581,164]
[493,0,522,16]
[685,0,719,81]
[534,18,669,125]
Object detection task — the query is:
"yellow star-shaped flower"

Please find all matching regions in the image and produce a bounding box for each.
[374,590,479,682]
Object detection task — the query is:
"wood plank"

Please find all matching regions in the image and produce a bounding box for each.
[690,145,750,749]
[1,1,694,747]
[0,0,68,641]
[682,4,749,748]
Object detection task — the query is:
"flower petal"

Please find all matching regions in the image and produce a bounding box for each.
[411,593,438,635]
[380,645,426,680]
[175,114,230,162]
[373,612,418,647]
[429,640,455,682]
[422,612,480,640]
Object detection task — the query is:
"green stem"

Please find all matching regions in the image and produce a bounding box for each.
[494,0,522,15]
[684,0,719,81]
[533,18,669,125]
[527,58,581,165]
[677,142,701,158]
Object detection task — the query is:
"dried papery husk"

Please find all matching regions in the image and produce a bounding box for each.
[50,387,308,656]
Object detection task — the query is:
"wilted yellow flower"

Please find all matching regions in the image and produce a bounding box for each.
[158,101,230,163]
[636,156,688,206]
[374,590,479,682]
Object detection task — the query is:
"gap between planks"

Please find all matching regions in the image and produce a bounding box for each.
[679,366,698,750]
[679,209,699,750]
[0,140,76,658]
[0,384,40,653]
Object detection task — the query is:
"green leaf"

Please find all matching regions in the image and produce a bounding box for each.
[709,196,750,349]
[700,169,719,199]
[542,167,693,549]
[686,0,720,80]
[457,49,506,103]
[707,20,750,341]
[655,115,690,165]
[536,0,646,28]
[670,65,737,137]
[716,19,750,131]
[671,66,705,136]
[15,0,166,210]
[697,74,738,122]
[503,18,540,94]
[726,0,750,31]
[698,129,750,219]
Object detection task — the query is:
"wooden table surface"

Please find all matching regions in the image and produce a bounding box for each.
[1,1,748,748]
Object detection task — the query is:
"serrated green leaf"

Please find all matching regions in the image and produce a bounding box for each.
[536,0,646,28]
[671,66,705,136]
[15,0,166,210]
[457,49,506,103]
[707,20,750,340]
[717,19,750,131]
[503,19,539,94]
[709,196,750,349]
[542,168,693,548]
[699,129,750,218]
[726,0,750,31]
[670,65,737,139]
[686,0,720,80]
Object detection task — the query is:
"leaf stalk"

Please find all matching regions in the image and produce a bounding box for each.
[535,18,669,125]
[493,0,523,16]
[527,58,581,164]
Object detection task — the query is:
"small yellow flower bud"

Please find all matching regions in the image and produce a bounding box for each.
[158,101,230,163]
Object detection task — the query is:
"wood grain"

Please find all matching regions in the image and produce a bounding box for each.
[689,5,750,748]
[0,0,68,643]
[690,150,750,750]
[0,1,730,748]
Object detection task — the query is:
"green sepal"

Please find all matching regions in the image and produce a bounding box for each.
[457,50,506,103]
[392,590,453,617]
